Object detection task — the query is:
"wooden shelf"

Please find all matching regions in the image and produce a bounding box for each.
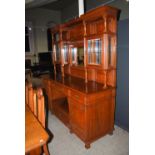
[52,97,69,127]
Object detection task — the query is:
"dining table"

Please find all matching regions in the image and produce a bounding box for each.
[25,105,49,153]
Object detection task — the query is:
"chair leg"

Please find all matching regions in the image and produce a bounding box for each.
[43,144,50,155]
[29,147,41,155]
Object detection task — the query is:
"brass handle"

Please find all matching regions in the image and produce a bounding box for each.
[74,95,79,99]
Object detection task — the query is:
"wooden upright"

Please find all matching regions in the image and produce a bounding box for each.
[43,6,119,148]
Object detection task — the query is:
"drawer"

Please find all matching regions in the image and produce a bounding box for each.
[51,82,68,96]
[69,90,85,104]
[51,89,66,100]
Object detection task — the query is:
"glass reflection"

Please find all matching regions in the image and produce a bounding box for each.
[77,47,84,66]
[94,39,101,64]
[71,47,84,66]
[87,38,101,64]
[71,47,77,64]
[55,43,60,61]
[88,40,92,64]
[108,36,111,66]
[63,44,68,64]
[54,33,59,42]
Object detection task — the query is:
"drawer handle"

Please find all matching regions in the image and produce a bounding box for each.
[74,95,79,99]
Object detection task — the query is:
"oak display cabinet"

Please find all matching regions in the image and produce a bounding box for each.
[43,6,120,149]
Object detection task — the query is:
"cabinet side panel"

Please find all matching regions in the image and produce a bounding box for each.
[86,97,111,141]
[107,69,116,87]
[85,90,115,142]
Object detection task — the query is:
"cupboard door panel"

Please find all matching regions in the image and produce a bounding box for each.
[107,16,117,33]
[86,99,111,140]
[70,24,84,41]
[69,98,86,134]
[86,19,104,36]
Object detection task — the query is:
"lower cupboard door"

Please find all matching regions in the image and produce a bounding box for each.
[69,101,86,139]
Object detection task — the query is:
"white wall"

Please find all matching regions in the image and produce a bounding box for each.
[25,8,61,64]
[61,1,78,23]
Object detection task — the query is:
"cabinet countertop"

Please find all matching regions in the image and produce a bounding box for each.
[42,73,114,94]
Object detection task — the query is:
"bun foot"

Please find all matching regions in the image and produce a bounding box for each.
[85,143,90,149]
[109,127,115,135]
[109,131,113,135]
[69,129,73,134]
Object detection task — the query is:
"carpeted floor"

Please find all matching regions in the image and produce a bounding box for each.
[47,113,129,155]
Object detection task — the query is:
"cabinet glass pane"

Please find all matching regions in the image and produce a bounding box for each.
[87,39,102,64]
[54,33,59,42]
[71,47,77,64]
[108,36,112,66]
[55,43,60,61]
[77,47,84,66]
[63,44,68,64]
[88,40,92,63]
[94,39,101,64]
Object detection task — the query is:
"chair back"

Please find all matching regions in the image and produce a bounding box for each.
[33,90,37,116]
[28,83,34,112]
[36,88,45,128]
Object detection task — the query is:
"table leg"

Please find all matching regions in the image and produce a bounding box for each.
[43,144,50,155]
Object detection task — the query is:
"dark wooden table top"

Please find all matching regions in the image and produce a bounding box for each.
[25,105,49,153]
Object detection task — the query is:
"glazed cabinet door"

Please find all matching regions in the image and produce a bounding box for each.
[87,38,102,65]
[103,34,116,69]
[62,43,69,64]
[53,43,61,63]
